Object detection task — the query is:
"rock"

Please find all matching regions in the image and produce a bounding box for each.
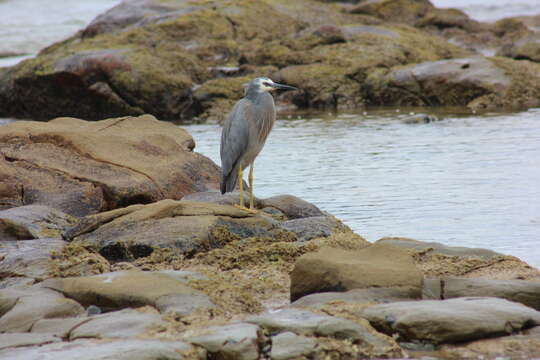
[0,238,65,280]
[42,270,212,314]
[182,191,263,209]
[402,113,439,124]
[438,328,540,359]
[0,0,302,121]
[380,237,540,280]
[280,216,347,242]
[0,205,76,240]
[291,286,421,309]
[0,277,34,289]
[188,322,261,360]
[290,243,423,301]
[70,309,165,340]
[423,277,540,310]
[0,286,85,332]
[65,200,280,260]
[498,34,540,62]
[0,338,195,360]
[246,309,393,350]
[0,333,60,350]
[261,195,324,219]
[270,332,317,360]
[155,294,215,317]
[369,57,540,110]
[0,116,220,217]
[31,317,89,337]
[350,0,434,24]
[377,237,502,259]
[362,297,540,344]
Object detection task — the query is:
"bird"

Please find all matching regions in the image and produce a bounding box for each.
[220,77,297,210]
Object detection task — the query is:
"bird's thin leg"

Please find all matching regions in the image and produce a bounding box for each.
[238,166,244,208]
[248,163,254,209]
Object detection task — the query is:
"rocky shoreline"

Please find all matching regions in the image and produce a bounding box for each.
[0,115,539,359]
[0,0,540,122]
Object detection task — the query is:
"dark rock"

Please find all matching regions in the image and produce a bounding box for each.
[280,215,348,241]
[498,33,540,62]
[362,297,540,344]
[350,0,434,25]
[290,243,423,302]
[402,113,439,124]
[261,195,324,219]
[182,191,263,209]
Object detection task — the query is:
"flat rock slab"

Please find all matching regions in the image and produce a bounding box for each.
[424,277,540,310]
[31,317,89,338]
[42,270,213,314]
[182,191,264,209]
[65,199,278,261]
[362,297,540,344]
[0,205,76,240]
[0,333,60,350]
[0,115,220,217]
[270,331,317,360]
[188,322,261,360]
[290,243,423,301]
[246,308,392,351]
[376,237,502,259]
[70,308,165,340]
[0,286,85,332]
[291,286,421,309]
[0,338,194,360]
[0,238,66,280]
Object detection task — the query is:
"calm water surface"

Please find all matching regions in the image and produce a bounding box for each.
[184,108,540,267]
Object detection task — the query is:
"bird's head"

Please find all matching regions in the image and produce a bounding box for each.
[246,77,297,94]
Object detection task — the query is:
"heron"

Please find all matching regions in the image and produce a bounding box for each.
[220,77,297,210]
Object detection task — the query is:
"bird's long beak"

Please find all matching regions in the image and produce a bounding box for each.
[271,82,298,91]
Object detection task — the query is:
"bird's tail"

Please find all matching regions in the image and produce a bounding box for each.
[220,167,238,194]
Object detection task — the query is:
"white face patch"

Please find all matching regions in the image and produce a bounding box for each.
[256,77,276,92]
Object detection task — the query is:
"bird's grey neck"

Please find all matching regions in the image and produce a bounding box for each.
[245,88,273,103]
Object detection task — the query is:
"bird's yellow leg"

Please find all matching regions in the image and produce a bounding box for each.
[248,164,255,209]
[238,166,244,208]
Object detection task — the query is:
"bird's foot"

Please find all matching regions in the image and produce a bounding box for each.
[234,204,259,214]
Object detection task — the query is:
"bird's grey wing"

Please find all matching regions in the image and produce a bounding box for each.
[220,99,251,178]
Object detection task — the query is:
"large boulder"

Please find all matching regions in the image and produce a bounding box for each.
[0,205,76,239]
[366,57,540,110]
[0,115,220,216]
[362,297,540,344]
[290,243,423,301]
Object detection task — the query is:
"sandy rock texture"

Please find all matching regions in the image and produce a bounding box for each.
[0,115,220,216]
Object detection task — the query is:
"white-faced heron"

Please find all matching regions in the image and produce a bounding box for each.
[220,77,297,210]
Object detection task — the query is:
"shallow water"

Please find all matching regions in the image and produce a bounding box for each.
[184,108,540,268]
